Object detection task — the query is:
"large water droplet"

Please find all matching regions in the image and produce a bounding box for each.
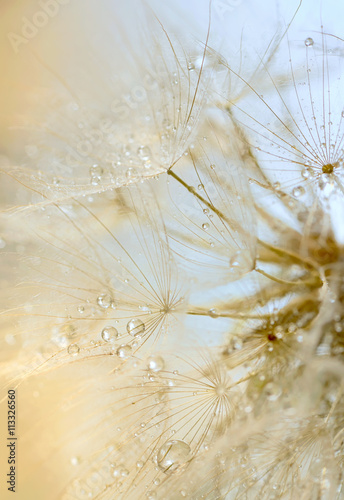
[127,319,145,337]
[101,326,119,342]
[90,164,104,185]
[68,343,80,355]
[264,382,281,401]
[116,345,132,359]
[292,186,305,198]
[137,145,151,161]
[157,440,191,474]
[97,293,113,309]
[147,355,165,372]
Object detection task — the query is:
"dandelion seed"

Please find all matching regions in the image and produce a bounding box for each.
[224,29,344,209]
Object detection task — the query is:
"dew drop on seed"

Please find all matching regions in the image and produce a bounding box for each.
[157,440,191,474]
[264,382,281,401]
[90,164,103,185]
[68,343,80,355]
[147,355,165,372]
[101,326,119,342]
[292,186,305,197]
[97,293,113,309]
[208,308,219,318]
[304,37,314,47]
[137,145,151,161]
[301,167,311,179]
[116,345,132,359]
[127,318,145,336]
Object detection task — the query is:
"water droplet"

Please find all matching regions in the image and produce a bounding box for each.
[116,345,132,359]
[208,308,219,318]
[304,37,314,47]
[68,343,80,355]
[137,145,151,161]
[147,355,165,372]
[90,164,103,185]
[292,186,305,197]
[97,293,113,309]
[71,456,80,466]
[157,440,191,474]
[301,167,311,179]
[127,319,145,337]
[227,336,243,352]
[202,223,209,230]
[52,323,77,347]
[264,382,281,401]
[101,326,119,342]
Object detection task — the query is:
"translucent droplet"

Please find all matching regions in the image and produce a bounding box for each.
[227,336,243,352]
[208,308,219,318]
[304,37,314,47]
[97,293,113,309]
[126,319,145,337]
[157,440,191,474]
[71,456,80,466]
[101,326,119,342]
[137,145,151,161]
[264,382,281,401]
[90,164,103,185]
[147,355,165,372]
[202,223,209,230]
[116,345,132,359]
[301,167,311,179]
[53,323,77,347]
[68,343,80,355]
[292,186,305,197]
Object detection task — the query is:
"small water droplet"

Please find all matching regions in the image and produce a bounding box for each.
[202,223,209,230]
[116,345,132,359]
[147,355,165,372]
[292,186,305,197]
[126,319,145,337]
[208,308,219,318]
[90,164,103,185]
[71,456,80,466]
[137,145,151,161]
[301,167,311,179]
[264,382,281,401]
[101,326,119,342]
[68,343,80,355]
[157,440,191,474]
[97,293,113,309]
[305,37,314,47]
